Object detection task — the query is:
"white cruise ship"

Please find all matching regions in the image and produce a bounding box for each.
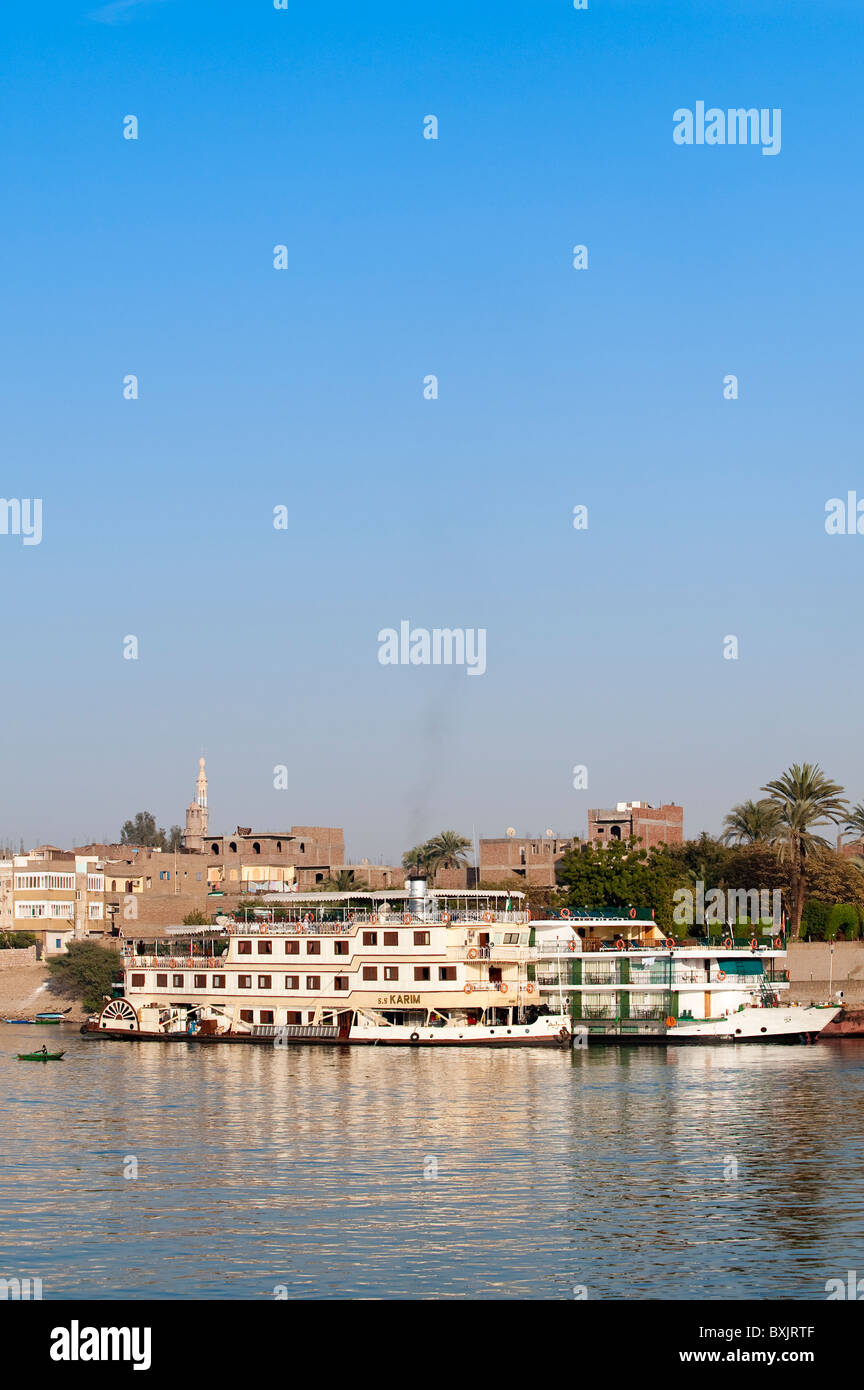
[83,881,839,1046]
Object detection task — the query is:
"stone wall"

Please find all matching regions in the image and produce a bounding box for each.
[788,941,864,1004]
[0,946,37,969]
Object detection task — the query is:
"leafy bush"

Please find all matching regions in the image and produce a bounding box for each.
[46,942,123,1013]
[0,930,38,949]
[801,899,832,940]
[827,903,861,941]
[182,910,209,926]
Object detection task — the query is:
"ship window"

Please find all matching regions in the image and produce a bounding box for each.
[503,932,521,944]
[172,974,184,988]
[238,975,252,989]
[306,975,320,990]
[212,976,225,988]
[238,940,252,955]
[439,966,457,981]
[413,931,430,947]
[284,940,299,955]
[156,973,167,987]
[257,940,272,954]
[286,1011,302,1024]
[414,967,431,981]
[363,931,378,946]
[384,966,399,981]
[334,976,349,991]
[131,973,145,987]
[239,1010,253,1023]
[383,931,398,946]
[362,966,378,981]
[194,974,207,988]
[258,975,272,989]
[285,975,299,989]
[334,941,349,955]
[259,1011,274,1024]
[306,941,321,955]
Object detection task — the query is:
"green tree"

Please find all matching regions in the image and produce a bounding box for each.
[182,910,209,926]
[402,831,472,878]
[46,942,123,1014]
[121,812,183,852]
[0,930,38,949]
[721,799,782,845]
[761,763,848,938]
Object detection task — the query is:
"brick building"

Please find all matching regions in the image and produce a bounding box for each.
[478,835,575,887]
[587,801,683,849]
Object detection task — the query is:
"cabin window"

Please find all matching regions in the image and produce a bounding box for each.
[172,974,184,987]
[285,975,299,989]
[362,966,378,981]
[238,940,252,955]
[194,974,207,988]
[284,940,299,955]
[286,1011,302,1024]
[238,975,252,989]
[503,932,521,945]
[156,973,167,987]
[363,931,378,946]
[212,976,225,989]
[259,1011,274,1024]
[258,975,272,989]
[383,966,399,981]
[306,941,321,955]
[439,966,457,981]
[383,931,398,946]
[334,976,349,991]
[239,1009,253,1023]
[257,941,272,954]
[131,973,145,987]
[413,931,430,947]
[305,975,320,990]
[334,940,349,955]
[414,966,431,981]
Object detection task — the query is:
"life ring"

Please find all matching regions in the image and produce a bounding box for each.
[785,968,790,981]
[168,959,177,968]
[717,970,726,981]
[483,912,494,923]
[560,908,571,919]
[723,936,733,949]
[772,937,782,950]
[499,983,508,994]
[568,940,578,952]
[629,908,637,919]
[665,1016,677,1028]
[467,947,479,960]
[402,914,412,925]
[464,984,473,994]
[370,915,378,925]
[616,938,626,951]
[750,937,759,950]
[525,983,535,994]
[666,938,675,950]
[441,913,451,924]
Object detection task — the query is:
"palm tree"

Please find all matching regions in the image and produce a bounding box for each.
[720,799,781,845]
[401,844,435,875]
[843,803,864,846]
[322,869,363,892]
[427,831,472,874]
[761,764,847,938]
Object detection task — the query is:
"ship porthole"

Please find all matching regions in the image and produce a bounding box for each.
[760,1026,767,1033]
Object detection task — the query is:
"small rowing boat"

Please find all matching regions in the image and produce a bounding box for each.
[17,1050,65,1061]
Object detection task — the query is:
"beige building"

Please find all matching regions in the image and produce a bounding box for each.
[11,853,105,956]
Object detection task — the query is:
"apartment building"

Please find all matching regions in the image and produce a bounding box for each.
[11,854,105,956]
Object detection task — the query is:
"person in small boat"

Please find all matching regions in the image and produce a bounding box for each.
[40,1045,48,1056]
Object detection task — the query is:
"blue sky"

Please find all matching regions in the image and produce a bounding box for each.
[1,0,862,859]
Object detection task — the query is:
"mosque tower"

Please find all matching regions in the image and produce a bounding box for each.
[183,757,208,851]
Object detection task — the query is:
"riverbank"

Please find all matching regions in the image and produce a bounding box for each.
[0,964,86,1021]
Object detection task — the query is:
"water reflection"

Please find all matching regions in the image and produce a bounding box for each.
[2,1025,864,1299]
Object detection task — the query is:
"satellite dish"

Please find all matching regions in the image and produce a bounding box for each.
[506,827,516,837]
[546,828,554,837]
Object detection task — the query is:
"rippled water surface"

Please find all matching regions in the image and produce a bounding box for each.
[2,1024,863,1299]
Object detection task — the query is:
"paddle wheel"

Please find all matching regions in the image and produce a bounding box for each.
[97,998,140,1031]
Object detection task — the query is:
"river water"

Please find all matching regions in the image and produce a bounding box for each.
[2,1024,863,1300]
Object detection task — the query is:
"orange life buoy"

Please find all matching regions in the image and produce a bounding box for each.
[464,984,473,994]
[665,1016,677,1029]
[483,912,494,923]
[370,915,378,925]
[666,938,675,950]
[560,908,571,919]
[723,936,733,949]
[772,937,782,950]
[717,970,726,981]
[750,937,759,950]
[467,947,479,960]
[499,983,508,994]
[525,983,535,994]
[616,938,626,951]
[785,968,790,981]
[441,913,451,924]
[629,908,637,919]
[402,913,412,924]
[568,940,578,952]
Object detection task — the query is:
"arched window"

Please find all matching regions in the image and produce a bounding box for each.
[276,841,281,852]
[229,842,237,853]
[111,880,117,891]
[253,842,261,855]
[300,843,305,853]
[610,825,622,840]
[211,843,220,854]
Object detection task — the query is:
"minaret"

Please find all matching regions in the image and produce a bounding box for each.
[184,757,209,852]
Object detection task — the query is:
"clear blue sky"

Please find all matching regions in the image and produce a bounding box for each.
[1,0,862,859]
